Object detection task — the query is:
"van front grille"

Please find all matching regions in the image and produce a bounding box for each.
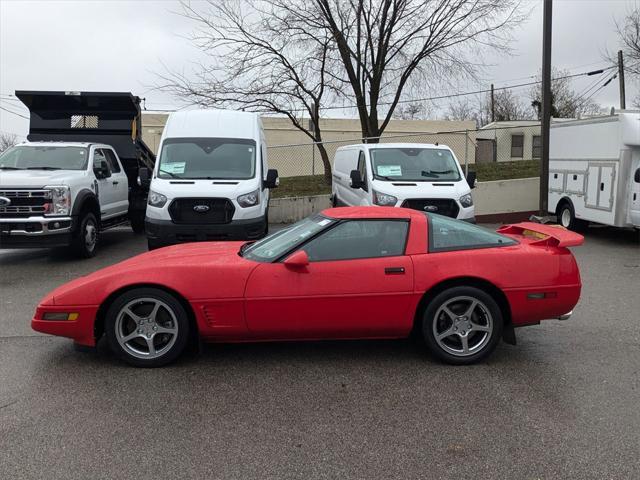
[401,198,460,218]
[168,198,235,225]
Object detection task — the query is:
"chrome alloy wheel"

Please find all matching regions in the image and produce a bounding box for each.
[84,219,97,252]
[432,296,493,357]
[115,298,179,360]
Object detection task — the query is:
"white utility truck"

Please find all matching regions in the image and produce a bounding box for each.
[0,91,155,257]
[548,112,640,231]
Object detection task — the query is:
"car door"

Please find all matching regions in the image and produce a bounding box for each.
[244,219,415,339]
[92,148,117,219]
[102,148,129,216]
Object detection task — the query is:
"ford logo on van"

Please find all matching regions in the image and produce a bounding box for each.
[0,196,11,207]
[423,205,438,212]
[193,204,210,213]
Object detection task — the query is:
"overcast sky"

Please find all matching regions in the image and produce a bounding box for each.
[0,0,637,139]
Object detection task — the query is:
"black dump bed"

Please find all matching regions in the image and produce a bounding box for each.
[16,91,155,188]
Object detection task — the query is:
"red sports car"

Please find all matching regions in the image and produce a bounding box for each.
[32,207,583,367]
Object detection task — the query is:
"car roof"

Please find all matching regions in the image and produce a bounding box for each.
[18,141,94,148]
[322,206,423,220]
[337,143,451,150]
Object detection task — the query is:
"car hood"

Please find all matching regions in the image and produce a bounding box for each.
[42,241,257,306]
[0,169,86,188]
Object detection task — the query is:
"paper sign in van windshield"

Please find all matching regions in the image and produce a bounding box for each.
[377,165,402,176]
[163,162,186,174]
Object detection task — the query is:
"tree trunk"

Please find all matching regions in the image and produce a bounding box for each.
[317,143,332,185]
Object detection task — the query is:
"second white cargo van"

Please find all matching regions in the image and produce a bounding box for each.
[332,143,476,222]
[142,109,278,249]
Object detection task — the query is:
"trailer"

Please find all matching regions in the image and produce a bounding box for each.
[548,112,640,231]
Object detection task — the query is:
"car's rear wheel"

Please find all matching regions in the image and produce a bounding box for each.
[422,286,503,365]
[105,288,190,367]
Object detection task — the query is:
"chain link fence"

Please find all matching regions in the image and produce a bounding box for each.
[268,123,542,179]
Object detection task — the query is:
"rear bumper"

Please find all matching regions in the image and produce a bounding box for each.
[145,215,267,246]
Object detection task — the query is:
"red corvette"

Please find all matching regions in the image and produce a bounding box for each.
[32,207,583,367]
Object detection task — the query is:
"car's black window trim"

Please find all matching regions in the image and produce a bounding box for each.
[426,213,517,253]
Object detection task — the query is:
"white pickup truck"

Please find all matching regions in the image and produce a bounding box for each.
[0,91,155,257]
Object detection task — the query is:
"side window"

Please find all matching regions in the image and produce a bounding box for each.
[357,151,368,191]
[302,220,408,262]
[103,149,121,173]
[428,214,516,252]
[532,135,542,159]
[634,168,640,183]
[511,134,524,158]
[93,149,108,171]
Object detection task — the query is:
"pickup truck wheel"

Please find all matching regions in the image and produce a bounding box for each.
[105,288,190,367]
[422,286,503,365]
[71,212,98,258]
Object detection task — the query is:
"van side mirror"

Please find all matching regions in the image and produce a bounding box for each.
[264,169,279,189]
[138,167,151,187]
[350,169,365,189]
[284,250,309,270]
[94,160,110,179]
[466,170,477,189]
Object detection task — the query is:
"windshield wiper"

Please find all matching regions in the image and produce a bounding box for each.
[26,166,61,170]
[0,166,23,170]
[421,170,439,178]
[375,175,399,181]
[158,169,180,178]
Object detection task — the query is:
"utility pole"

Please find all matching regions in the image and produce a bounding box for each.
[539,0,552,215]
[618,50,626,110]
[490,83,495,123]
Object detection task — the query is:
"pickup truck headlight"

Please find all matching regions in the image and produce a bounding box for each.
[44,186,71,216]
[372,190,397,206]
[148,190,168,208]
[237,189,260,208]
[459,193,474,208]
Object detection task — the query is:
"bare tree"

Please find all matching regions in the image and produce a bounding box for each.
[445,89,532,127]
[313,0,526,141]
[529,68,602,119]
[610,7,640,107]
[0,132,17,153]
[392,102,429,120]
[156,1,336,183]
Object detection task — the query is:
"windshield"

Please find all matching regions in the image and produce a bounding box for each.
[370,147,461,181]
[0,145,89,171]
[242,214,336,262]
[158,137,256,180]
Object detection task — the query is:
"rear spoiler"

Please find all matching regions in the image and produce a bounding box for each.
[497,222,584,247]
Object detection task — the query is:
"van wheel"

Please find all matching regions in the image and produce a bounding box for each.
[558,201,585,231]
[71,211,98,258]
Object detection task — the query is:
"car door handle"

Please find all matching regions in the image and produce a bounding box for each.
[112,181,119,185]
[385,267,405,275]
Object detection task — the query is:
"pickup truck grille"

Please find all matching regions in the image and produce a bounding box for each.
[168,198,235,225]
[401,198,460,218]
[0,190,50,218]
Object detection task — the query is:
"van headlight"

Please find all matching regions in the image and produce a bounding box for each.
[148,190,168,208]
[372,190,397,206]
[459,193,474,208]
[44,185,71,216]
[237,189,260,208]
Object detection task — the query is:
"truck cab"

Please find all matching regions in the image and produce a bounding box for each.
[0,91,155,257]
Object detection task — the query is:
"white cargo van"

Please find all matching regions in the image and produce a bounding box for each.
[332,143,476,222]
[143,109,278,249]
[548,112,640,231]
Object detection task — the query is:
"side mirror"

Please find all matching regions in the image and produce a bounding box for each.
[94,160,110,179]
[350,169,364,189]
[283,250,309,270]
[138,167,151,187]
[264,169,279,189]
[466,170,477,189]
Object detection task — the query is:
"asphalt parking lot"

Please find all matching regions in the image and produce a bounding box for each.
[1,225,639,479]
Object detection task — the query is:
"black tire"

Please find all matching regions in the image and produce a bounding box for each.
[105,288,191,367]
[557,201,585,231]
[71,211,99,258]
[422,286,503,365]
[147,238,162,251]
[130,213,146,234]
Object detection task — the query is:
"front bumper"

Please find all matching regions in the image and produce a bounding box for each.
[32,304,99,347]
[145,215,267,247]
[0,216,74,248]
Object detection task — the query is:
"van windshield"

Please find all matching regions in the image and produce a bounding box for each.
[0,145,88,171]
[158,137,256,180]
[369,147,461,182]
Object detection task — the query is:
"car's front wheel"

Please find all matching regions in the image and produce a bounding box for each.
[422,286,503,365]
[105,288,190,367]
